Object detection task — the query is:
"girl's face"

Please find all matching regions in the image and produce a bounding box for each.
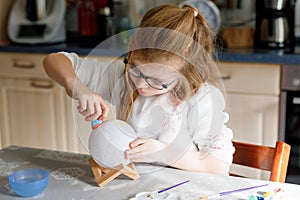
[126,56,183,97]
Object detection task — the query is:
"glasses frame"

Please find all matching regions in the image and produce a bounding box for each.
[123,58,178,90]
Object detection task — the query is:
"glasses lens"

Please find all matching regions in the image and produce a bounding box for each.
[146,78,164,90]
[127,66,141,78]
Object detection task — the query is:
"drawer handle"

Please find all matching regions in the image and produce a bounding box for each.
[13,60,35,69]
[31,80,54,89]
[221,74,231,80]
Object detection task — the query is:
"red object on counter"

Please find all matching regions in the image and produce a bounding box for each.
[93,0,108,9]
[78,0,98,36]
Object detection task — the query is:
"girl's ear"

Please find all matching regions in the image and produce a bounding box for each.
[171,82,185,101]
[172,70,194,101]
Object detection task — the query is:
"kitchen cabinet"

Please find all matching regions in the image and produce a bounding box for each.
[217,62,280,146]
[0,53,68,151]
[217,62,281,180]
[225,94,279,145]
[0,52,96,154]
[0,78,67,151]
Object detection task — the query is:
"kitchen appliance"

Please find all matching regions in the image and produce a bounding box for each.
[8,0,66,44]
[254,0,296,50]
[279,64,300,184]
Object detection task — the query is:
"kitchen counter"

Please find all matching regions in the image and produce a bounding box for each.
[219,47,300,64]
[1,43,300,65]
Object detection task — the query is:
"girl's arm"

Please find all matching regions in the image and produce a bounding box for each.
[125,138,230,175]
[168,150,230,175]
[43,53,109,121]
[43,53,76,97]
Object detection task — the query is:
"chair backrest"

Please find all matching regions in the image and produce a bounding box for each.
[231,141,291,182]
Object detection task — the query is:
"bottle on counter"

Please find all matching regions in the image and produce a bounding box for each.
[78,0,98,36]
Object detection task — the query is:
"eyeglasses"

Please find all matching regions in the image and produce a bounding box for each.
[123,58,178,90]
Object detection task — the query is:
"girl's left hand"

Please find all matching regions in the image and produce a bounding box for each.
[125,138,166,163]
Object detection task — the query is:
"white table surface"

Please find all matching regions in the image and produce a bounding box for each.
[0,146,299,200]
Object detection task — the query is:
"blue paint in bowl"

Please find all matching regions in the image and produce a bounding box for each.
[8,169,49,197]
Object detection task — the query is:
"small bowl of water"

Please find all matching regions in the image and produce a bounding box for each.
[8,169,49,197]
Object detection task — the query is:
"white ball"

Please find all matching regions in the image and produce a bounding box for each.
[88,120,137,168]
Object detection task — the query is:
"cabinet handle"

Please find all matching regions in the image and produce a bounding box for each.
[221,74,231,80]
[13,60,35,69]
[31,80,54,89]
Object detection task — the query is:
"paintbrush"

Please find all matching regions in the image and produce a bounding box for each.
[200,183,269,199]
[147,180,190,198]
[157,180,190,194]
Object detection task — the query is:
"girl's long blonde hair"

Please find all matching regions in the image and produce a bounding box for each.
[119,4,218,121]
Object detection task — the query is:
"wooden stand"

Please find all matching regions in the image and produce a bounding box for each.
[89,158,139,187]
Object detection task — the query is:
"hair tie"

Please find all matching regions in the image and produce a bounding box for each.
[194,10,198,17]
[182,4,199,17]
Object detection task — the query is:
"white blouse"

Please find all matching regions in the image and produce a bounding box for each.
[60,52,235,165]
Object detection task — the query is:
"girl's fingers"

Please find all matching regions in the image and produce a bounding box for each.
[100,100,109,118]
[77,98,87,113]
[129,138,146,148]
[125,147,144,160]
[88,101,102,121]
[85,102,102,121]
[77,94,110,121]
[127,154,143,162]
[92,99,109,121]
[127,144,144,155]
[126,138,150,159]
[80,99,95,116]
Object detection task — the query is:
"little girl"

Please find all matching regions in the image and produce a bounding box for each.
[43,4,234,175]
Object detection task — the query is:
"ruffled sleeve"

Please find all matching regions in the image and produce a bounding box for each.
[187,83,235,165]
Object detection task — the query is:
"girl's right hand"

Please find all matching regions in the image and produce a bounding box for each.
[68,80,109,121]
[43,53,108,121]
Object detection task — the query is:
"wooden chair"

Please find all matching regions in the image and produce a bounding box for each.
[231,141,291,182]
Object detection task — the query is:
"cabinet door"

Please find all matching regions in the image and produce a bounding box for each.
[226,93,279,146]
[0,78,67,151]
[227,93,279,180]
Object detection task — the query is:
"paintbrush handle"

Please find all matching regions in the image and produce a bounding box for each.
[157,180,190,194]
[200,183,268,199]
[220,183,268,196]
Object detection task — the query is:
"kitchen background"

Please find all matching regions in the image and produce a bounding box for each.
[0,0,258,47]
[0,0,300,184]
[1,0,300,48]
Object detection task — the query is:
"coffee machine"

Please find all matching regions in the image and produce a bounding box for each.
[8,0,66,45]
[254,0,296,51]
